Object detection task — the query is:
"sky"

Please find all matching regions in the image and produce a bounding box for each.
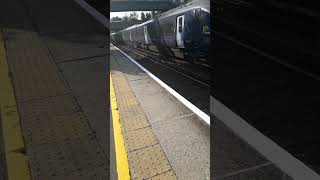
[110,11,151,19]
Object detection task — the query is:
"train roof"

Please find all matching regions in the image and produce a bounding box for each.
[120,19,154,31]
[135,19,154,28]
[158,0,210,20]
[118,0,210,32]
[121,24,139,32]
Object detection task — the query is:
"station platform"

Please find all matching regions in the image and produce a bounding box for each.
[109,43,293,180]
[110,44,210,179]
[0,0,107,179]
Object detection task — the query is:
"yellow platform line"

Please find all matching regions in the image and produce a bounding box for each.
[0,31,31,180]
[110,74,130,180]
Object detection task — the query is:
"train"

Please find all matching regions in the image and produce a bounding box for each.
[110,0,210,62]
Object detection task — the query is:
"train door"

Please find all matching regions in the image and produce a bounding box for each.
[144,26,149,44]
[176,15,185,48]
[130,31,132,42]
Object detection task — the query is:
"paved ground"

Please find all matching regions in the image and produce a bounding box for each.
[110,44,210,180]
[58,55,108,156]
[0,0,108,179]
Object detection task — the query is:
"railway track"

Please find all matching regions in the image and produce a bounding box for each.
[119,45,211,87]
[114,43,210,114]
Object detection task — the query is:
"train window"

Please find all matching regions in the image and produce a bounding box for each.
[178,18,182,32]
[195,8,201,16]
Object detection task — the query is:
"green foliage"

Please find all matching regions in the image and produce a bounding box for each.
[122,16,129,22]
[111,16,122,21]
[145,13,152,20]
[141,12,146,21]
[129,12,139,21]
[151,11,162,18]
[176,0,192,5]
[141,12,152,22]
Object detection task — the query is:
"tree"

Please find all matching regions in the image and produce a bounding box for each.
[175,0,192,5]
[151,11,156,18]
[122,15,129,22]
[111,16,122,21]
[141,12,146,22]
[129,12,139,21]
[120,12,141,26]
[146,13,152,20]
[151,11,162,18]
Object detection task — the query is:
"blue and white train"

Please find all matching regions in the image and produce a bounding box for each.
[111,0,210,61]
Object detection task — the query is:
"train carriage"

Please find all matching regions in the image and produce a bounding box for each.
[114,0,210,61]
[135,20,154,48]
[110,33,116,44]
[121,27,131,44]
[110,32,124,44]
[129,25,138,46]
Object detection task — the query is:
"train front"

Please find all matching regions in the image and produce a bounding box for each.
[197,2,210,59]
[185,1,210,60]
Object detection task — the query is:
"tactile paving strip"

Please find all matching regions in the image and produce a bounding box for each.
[28,136,108,180]
[18,94,79,118]
[17,92,109,179]
[121,113,150,132]
[124,127,158,152]
[20,96,109,180]
[128,144,171,180]
[111,72,150,132]
[22,112,93,147]
[3,28,109,179]
[3,29,69,102]
[111,61,177,180]
[44,166,109,180]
